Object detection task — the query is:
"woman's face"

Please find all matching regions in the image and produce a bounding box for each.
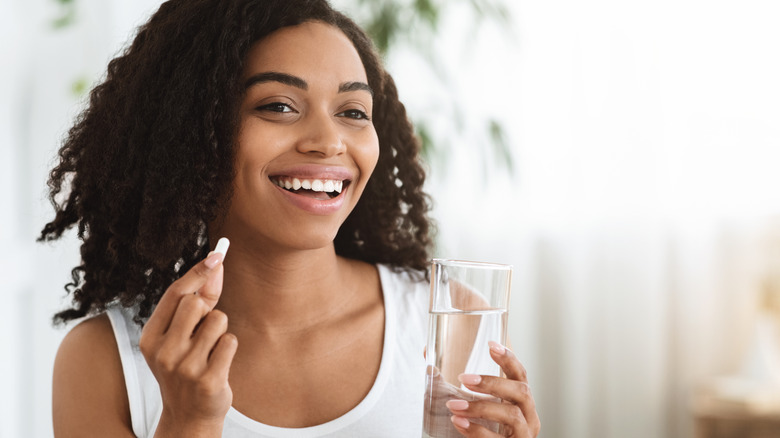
[222,21,379,252]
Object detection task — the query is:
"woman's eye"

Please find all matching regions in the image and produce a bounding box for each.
[338,109,370,120]
[257,102,295,113]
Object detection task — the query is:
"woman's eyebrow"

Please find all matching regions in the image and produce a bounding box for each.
[244,72,372,97]
[244,72,308,90]
[339,81,373,97]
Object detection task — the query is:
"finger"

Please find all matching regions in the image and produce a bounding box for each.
[163,293,211,341]
[450,415,476,436]
[488,341,527,383]
[144,251,225,336]
[188,310,229,362]
[488,342,540,432]
[174,310,229,380]
[458,374,538,423]
[207,333,238,382]
[450,415,503,438]
[143,295,211,371]
[197,263,224,309]
[457,347,541,435]
[447,399,534,438]
[459,374,532,405]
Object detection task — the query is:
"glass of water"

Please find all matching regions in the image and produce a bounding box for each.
[422,259,512,438]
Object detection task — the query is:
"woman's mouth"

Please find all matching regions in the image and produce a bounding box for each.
[270,176,350,200]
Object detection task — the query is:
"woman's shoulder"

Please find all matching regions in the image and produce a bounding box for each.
[55,313,120,376]
[377,263,429,317]
[56,307,141,359]
[341,257,429,296]
[53,313,134,436]
[377,263,428,287]
[60,311,114,339]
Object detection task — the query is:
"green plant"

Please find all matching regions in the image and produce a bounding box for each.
[51,0,77,29]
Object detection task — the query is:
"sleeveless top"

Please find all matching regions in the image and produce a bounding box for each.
[106,264,430,437]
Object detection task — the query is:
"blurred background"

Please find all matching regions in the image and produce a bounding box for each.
[3,0,780,437]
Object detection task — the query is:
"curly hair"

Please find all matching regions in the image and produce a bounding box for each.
[39,0,434,324]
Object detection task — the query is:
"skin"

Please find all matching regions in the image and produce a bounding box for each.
[51,21,540,438]
[447,344,541,437]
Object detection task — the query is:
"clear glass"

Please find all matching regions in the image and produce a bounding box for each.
[422,259,513,438]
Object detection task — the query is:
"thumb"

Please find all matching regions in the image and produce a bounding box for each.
[197,263,224,309]
[196,237,230,309]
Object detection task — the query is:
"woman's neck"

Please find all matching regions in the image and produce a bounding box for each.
[213,243,365,337]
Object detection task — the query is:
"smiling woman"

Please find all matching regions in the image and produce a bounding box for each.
[227,22,379,245]
[36,0,539,437]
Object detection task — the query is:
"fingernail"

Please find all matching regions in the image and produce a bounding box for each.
[204,252,223,269]
[446,400,469,411]
[458,374,481,385]
[489,340,506,355]
[451,415,470,429]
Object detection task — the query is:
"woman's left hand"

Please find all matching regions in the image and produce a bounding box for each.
[445,341,541,437]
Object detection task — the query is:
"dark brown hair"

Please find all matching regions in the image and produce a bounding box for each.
[39,0,433,324]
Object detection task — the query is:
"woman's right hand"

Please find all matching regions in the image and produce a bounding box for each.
[139,251,238,437]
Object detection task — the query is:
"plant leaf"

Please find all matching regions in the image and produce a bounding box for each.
[488,119,513,172]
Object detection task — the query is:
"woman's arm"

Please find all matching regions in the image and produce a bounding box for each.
[52,314,136,437]
[53,245,235,438]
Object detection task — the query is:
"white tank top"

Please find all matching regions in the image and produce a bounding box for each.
[106,264,430,437]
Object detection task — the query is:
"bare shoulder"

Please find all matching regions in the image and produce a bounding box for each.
[53,313,135,437]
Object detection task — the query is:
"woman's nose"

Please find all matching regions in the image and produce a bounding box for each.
[296,111,346,157]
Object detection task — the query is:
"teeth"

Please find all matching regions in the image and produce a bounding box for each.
[272,177,344,194]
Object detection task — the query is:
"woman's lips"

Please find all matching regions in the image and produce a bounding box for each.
[270,177,350,215]
[268,165,355,215]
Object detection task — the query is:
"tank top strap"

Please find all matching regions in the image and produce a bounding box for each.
[106,306,162,437]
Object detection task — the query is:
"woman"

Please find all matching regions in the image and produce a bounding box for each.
[40,0,540,436]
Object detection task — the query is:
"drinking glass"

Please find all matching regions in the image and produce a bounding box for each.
[422,259,512,438]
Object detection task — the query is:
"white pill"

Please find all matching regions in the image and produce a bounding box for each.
[214,237,230,257]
